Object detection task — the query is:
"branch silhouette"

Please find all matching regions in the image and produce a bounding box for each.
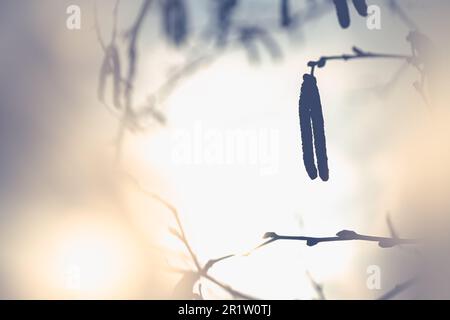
[114,0,153,163]
[256,230,418,250]
[307,46,412,75]
[306,271,326,300]
[377,277,417,300]
[332,0,368,29]
[92,0,433,300]
[123,172,256,300]
[95,0,124,113]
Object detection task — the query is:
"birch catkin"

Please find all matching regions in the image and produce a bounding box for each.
[307,74,329,181]
[280,0,291,28]
[299,74,318,180]
[299,74,329,181]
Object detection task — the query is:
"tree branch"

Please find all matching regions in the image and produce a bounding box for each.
[115,0,152,163]
[306,271,326,300]
[377,278,416,300]
[307,46,412,75]
[123,172,256,299]
[257,229,418,250]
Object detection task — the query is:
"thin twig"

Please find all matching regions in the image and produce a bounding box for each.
[386,213,400,240]
[123,172,256,299]
[308,46,412,75]
[386,213,421,257]
[290,0,334,30]
[111,0,120,43]
[202,254,235,274]
[372,60,409,95]
[115,0,153,163]
[124,0,152,109]
[377,278,416,300]
[95,1,129,119]
[256,229,418,250]
[203,273,257,300]
[94,1,106,50]
[124,172,201,270]
[306,271,326,300]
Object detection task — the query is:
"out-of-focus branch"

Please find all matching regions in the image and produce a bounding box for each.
[377,277,416,300]
[388,0,418,31]
[114,0,153,163]
[202,274,256,300]
[95,0,125,115]
[96,0,338,163]
[386,213,421,256]
[148,49,220,106]
[124,172,256,299]
[94,2,107,50]
[386,213,400,240]
[123,0,152,109]
[306,271,326,300]
[290,1,334,30]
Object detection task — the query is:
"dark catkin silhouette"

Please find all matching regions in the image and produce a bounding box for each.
[307,75,329,181]
[299,74,328,181]
[215,0,239,46]
[299,74,317,180]
[333,0,350,28]
[162,0,188,46]
[238,26,281,62]
[333,0,368,29]
[352,0,368,17]
[280,0,291,28]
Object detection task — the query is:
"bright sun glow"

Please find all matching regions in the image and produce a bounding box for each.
[55,227,128,296]
[126,56,361,298]
[10,211,148,299]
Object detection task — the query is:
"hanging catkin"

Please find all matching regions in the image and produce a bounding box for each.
[163,0,188,46]
[299,74,329,181]
[308,74,329,181]
[299,74,318,180]
[280,0,291,28]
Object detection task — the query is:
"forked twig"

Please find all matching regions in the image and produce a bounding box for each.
[123,172,256,299]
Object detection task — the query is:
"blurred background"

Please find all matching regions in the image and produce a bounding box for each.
[1,0,450,299]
